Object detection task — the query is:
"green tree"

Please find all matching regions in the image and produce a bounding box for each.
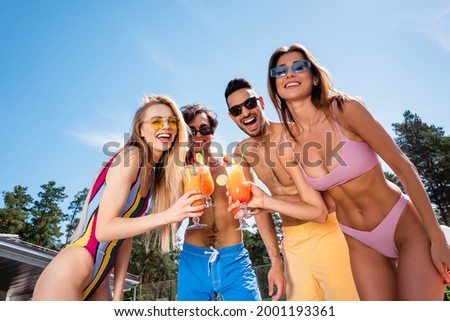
[244,212,283,266]
[129,234,179,283]
[0,185,33,234]
[64,187,89,245]
[22,181,68,249]
[392,111,450,225]
[243,229,270,266]
[126,231,180,300]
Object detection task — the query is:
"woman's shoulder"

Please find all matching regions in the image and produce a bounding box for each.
[333,94,368,116]
[122,145,140,158]
[110,146,142,170]
[332,95,377,135]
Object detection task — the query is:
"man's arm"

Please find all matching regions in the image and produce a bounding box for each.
[234,144,286,301]
[253,209,286,301]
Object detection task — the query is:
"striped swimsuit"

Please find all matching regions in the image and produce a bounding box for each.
[67,155,153,300]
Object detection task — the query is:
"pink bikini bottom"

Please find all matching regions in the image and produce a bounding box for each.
[339,194,409,258]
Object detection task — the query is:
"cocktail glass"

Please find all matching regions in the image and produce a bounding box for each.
[183,166,207,230]
[200,165,214,207]
[226,164,254,230]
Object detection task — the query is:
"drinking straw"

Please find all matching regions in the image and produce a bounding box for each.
[202,150,205,165]
[186,166,191,177]
[239,143,247,166]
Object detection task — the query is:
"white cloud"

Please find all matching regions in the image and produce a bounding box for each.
[136,35,178,73]
[67,102,133,150]
[69,130,128,150]
[394,5,450,52]
[178,0,218,32]
[425,8,450,52]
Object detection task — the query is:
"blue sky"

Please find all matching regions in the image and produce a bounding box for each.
[1,0,449,218]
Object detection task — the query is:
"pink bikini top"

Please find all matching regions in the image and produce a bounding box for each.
[286,101,380,191]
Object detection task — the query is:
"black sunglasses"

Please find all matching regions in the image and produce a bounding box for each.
[228,96,259,117]
[189,126,214,137]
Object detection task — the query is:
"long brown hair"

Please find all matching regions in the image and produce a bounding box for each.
[267,43,347,140]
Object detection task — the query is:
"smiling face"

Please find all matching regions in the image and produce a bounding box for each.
[227,88,266,137]
[188,112,214,154]
[139,103,178,155]
[274,51,315,102]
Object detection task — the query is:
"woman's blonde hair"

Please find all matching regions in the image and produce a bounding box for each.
[133,95,189,252]
[71,95,189,252]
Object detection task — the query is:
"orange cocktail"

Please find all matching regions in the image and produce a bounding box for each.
[226,164,253,230]
[227,164,251,203]
[200,165,214,207]
[183,172,204,207]
[183,166,207,230]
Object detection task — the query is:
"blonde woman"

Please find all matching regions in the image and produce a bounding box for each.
[33,95,204,301]
[266,43,450,300]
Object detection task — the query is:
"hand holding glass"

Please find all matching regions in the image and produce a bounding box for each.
[183,166,207,230]
[226,164,254,230]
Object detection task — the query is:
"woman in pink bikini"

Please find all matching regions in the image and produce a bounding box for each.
[264,43,449,300]
[32,95,204,300]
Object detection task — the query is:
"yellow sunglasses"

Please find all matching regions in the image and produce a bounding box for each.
[143,116,179,131]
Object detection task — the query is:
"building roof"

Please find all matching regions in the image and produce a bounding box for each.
[0,234,139,300]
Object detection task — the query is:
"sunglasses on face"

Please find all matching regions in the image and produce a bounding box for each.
[189,126,214,137]
[228,96,259,117]
[143,116,178,131]
[269,59,312,78]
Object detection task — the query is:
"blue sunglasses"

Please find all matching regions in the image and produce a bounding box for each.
[270,60,311,78]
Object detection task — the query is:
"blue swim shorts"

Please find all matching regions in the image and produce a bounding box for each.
[177,242,261,301]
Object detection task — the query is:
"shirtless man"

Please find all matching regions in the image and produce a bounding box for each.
[224,78,359,300]
[177,103,284,300]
